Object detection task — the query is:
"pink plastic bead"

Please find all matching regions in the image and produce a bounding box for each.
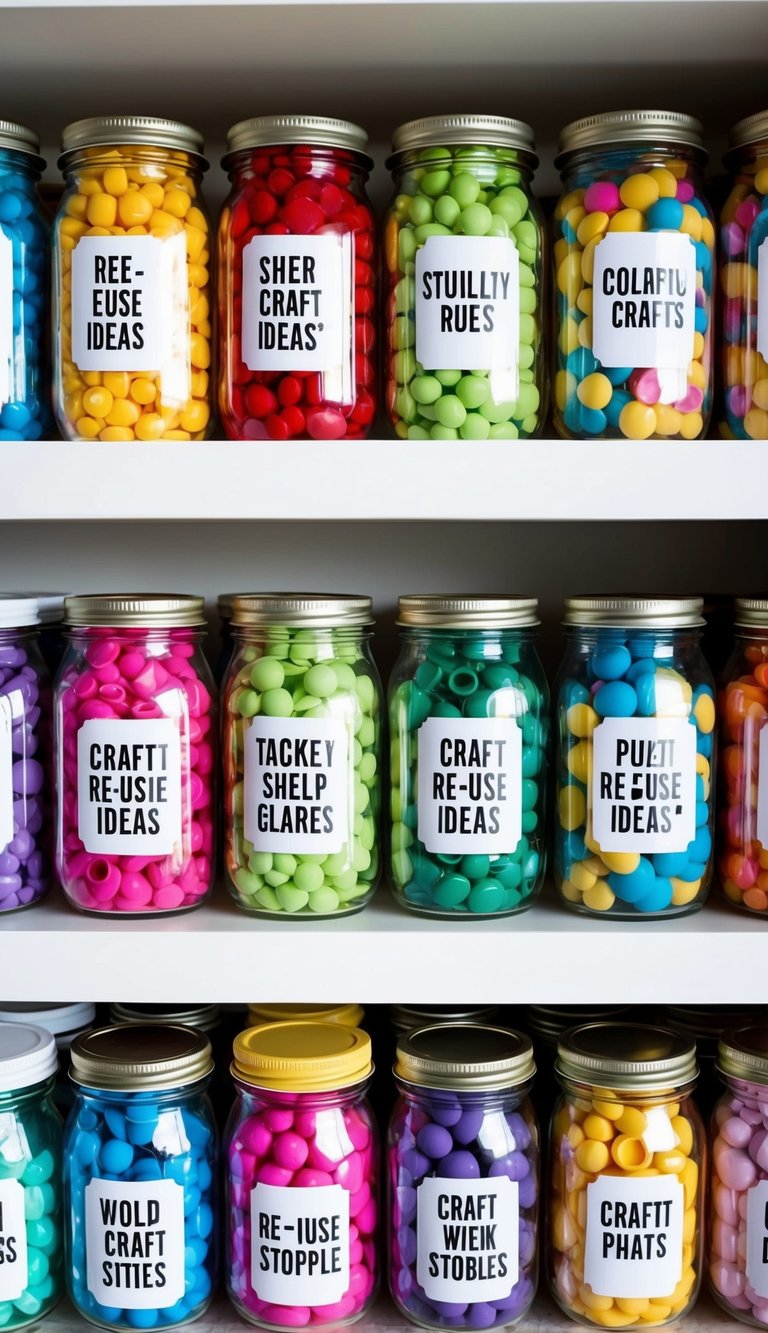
[710,1066,768,1322]
[583,181,621,214]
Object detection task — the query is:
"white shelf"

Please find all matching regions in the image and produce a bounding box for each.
[4,441,767,522]
[0,890,763,1005]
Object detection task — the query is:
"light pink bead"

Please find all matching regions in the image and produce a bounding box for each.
[723,1115,755,1149]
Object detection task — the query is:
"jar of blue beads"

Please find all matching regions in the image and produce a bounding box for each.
[0,1022,63,1329]
[554,596,715,919]
[389,596,548,917]
[0,122,51,440]
[63,1024,217,1330]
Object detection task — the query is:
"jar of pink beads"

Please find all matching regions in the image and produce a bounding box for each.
[225,1020,379,1329]
[53,594,216,915]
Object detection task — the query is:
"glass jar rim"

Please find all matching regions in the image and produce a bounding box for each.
[398,595,539,630]
[70,1023,213,1091]
[59,115,206,168]
[717,1026,768,1086]
[395,1023,535,1091]
[729,110,768,152]
[0,120,44,168]
[64,594,206,628]
[389,114,536,166]
[734,597,768,628]
[556,109,706,164]
[233,1021,372,1091]
[223,115,371,166]
[231,593,373,629]
[557,1021,697,1092]
[563,595,704,629]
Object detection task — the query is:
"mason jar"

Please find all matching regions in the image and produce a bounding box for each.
[225,1020,378,1328]
[662,1005,757,1116]
[554,596,715,918]
[63,1023,217,1330]
[553,111,714,440]
[54,594,216,915]
[389,596,548,917]
[52,116,213,441]
[384,116,545,440]
[0,596,51,913]
[549,1022,704,1327]
[388,1023,539,1329]
[720,112,768,438]
[0,1022,63,1327]
[218,116,376,440]
[0,1002,95,1115]
[0,122,51,440]
[223,594,382,917]
[717,598,768,914]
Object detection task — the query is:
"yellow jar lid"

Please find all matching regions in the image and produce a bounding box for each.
[233,1021,372,1092]
[247,1003,364,1029]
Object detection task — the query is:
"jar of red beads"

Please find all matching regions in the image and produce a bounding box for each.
[218,116,376,441]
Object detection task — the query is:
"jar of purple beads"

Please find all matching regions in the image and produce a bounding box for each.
[0,596,50,912]
[387,1024,539,1330]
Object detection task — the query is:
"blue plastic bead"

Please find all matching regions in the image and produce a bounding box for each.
[646,199,685,231]
[592,645,632,681]
[593,681,638,717]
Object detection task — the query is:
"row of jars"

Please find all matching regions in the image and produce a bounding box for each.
[1,108,768,444]
[4,588,768,920]
[3,1013,768,1332]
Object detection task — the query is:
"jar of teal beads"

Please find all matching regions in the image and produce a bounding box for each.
[384,115,546,441]
[389,596,548,917]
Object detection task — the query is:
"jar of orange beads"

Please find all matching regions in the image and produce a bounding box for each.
[717,598,768,914]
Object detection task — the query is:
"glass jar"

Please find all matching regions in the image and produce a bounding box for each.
[524,1007,630,1126]
[389,596,548,918]
[553,111,715,440]
[63,1023,217,1330]
[248,1004,364,1029]
[225,1020,379,1328]
[218,116,376,441]
[216,592,237,685]
[709,1026,768,1324]
[0,1022,63,1327]
[554,596,715,918]
[0,123,51,440]
[54,594,216,915]
[384,116,545,441]
[24,594,71,675]
[0,597,51,913]
[716,598,768,914]
[720,113,768,438]
[663,1006,758,1117]
[549,1022,704,1328]
[0,1002,95,1115]
[52,116,212,442]
[223,594,382,917]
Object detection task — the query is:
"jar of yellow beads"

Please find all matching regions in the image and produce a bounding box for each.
[52,116,213,442]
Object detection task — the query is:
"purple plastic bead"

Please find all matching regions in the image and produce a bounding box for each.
[0,623,50,912]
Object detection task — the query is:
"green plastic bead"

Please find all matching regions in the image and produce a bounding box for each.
[308,887,341,914]
[449,172,481,208]
[303,664,337,698]
[434,873,472,908]
[456,374,490,410]
[276,885,309,913]
[260,687,294,718]
[459,202,493,235]
[435,369,462,387]
[421,169,452,198]
[411,375,443,405]
[433,395,466,429]
[460,415,491,439]
[250,657,285,692]
[434,195,461,227]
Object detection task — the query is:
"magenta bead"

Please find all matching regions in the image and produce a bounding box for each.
[583,181,621,214]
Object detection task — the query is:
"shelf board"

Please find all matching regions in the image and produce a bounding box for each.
[3,441,767,522]
[0,889,763,1005]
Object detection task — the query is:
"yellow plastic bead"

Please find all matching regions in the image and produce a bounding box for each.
[600,850,641,875]
[616,1106,646,1136]
[141,182,165,209]
[163,187,192,218]
[619,401,656,440]
[557,252,583,298]
[102,372,131,399]
[185,224,207,262]
[566,740,592,785]
[82,386,114,419]
[577,288,593,316]
[164,429,192,440]
[682,1206,696,1244]
[616,1298,650,1317]
[611,1135,651,1170]
[752,378,768,410]
[575,1139,610,1173]
[99,426,135,441]
[701,217,715,248]
[578,316,593,348]
[577,212,609,246]
[190,333,211,370]
[577,373,613,411]
[680,205,703,241]
[641,1302,672,1322]
[106,398,141,428]
[654,404,682,436]
[568,702,598,738]
[608,208,645,233]
[692,691,715,734]
[75,416,101,439]
[648,168,678,198]
[583,881,616,913]
[134,413,166,441]
[570,861,597,893]
[117,192,154,228]
[593,1099,623,1122]
[559,783,586,832]
[179,400,210,434]
[86,193,118,228]
[679,411,704,440]
[560,879,583,903]
[581,241,599,286]
[579,1286,614,1313]
[130,378,157,406]
[681,1157,698,1208]
[103,166,129,197]
[583,1114,615,1143]
[653,1148,687,1174]
[619,173,660,211]
[590,1308,636,1327]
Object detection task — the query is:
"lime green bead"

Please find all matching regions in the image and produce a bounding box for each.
[250,851,273,874]
[294,862,325,893]
[393,315,416,350]
[459,203,493,236]
[411,375,443,405]
[395,276,415,315]
[434,195,461,227]
[435,369,462,387]
[333,868,359,893]
[421,169,452,198]
[273,854,297,877]
[480,397,516,424]
[234,868,262,897]
[359,751,377,784]
[237,688,261,718]
[489,194,524,227]
[460,414,491,440]
[519,286,537,315]
[304,664,337,698]
[358,715,375,747]
[408,194,433,226]
[408,425,430,439]
[265,869,289,887]
[487,216,510,239]
[489,422,519,438]
[516,382,540,418]
[323,851,351,877]
[433,394,466,428]
[519,313,536,344]
[260,687,294,717]
[255,885,281,912]
[308,886,340,914]
[519,262,535,288]
[449,172,481,208]
[430,424,458,439]
[355,674,375,711]
[395,386,416,420]
[250,657,285,692]
[414,222,452,246]
[456,374,490,409]
[399,229,417,267]
[519,343,535,369]
[276,885,309,913]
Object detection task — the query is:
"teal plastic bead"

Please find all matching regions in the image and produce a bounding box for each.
[468,879,506,914]
[433,873,472,908]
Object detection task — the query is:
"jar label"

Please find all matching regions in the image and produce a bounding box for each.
[746,1179,768,1296]
[85,1178,185,1309]
[0,1178,28,1301]
[584,1174,684,1298]
[415,235,520,383]
[416,1177,519,1302]
[77,718,182,855]
[757,238,768,363]
[249,1181,350,1305]
[0,696,13,850]
[241,234,353,388]
[71,235,190,399]
[591,716,696,853]
[417,717,522,853]
[592,233,697,400]
[757,726,768,847]
[244,715,349,854]
[0,229,13,410]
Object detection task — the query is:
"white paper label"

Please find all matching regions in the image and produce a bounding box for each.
[71,235,190,396]
[242,234,353,399]
[415,235,520,385]
[592,233,696,383]
[757,727,768,848]
[77,718,182,855]
[758,239,768,363]
[747,1180,768,1297]
[0,1179,27,1301]
[0,696,13,850]
[85,1179,184,1309]
[584,1175,684,1299]
[0,229,13,410]
[417,717,523,854]
[591,717,697,853]
[416,1177,519,1302]
[244,716,349,853]
[250,1182,349,1306]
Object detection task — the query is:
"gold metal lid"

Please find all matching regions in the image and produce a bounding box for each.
[734,597,768,627]
[557,110,705,161]
[233,1021,372,1092]
[70,1024,213,1091]
[0,121,43,164]
[218,593,238,620]
[110,1003,221,1034]
[64,594,206,628]
[396,1024,535,1091]
[398,595,539,629]
[60,116,205,162]
[390,1005,498,1036]
[729,111,768,151]
[564,596,704,629]
[247,1003,364,1028]
[225,115,369,158]
[231,593,373,629]
[557,1022,697,1092]
[718,1026,768,1085]
[390,115,536,161]
[525,1006,629,1046]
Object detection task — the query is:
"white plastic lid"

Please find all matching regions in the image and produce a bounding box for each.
[25,594,70,625]
[0,596,40,629]
[0,1023,57,1091]
[0,1002,96,1038]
